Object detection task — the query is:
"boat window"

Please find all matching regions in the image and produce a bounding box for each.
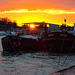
[60,34,67,37]
[48,34,54,36]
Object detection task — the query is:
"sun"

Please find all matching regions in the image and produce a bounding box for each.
[30,24,35,29]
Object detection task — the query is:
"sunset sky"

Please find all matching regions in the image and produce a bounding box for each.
[0,0,75,26]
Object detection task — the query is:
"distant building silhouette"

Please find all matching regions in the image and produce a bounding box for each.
[0,18,18,31]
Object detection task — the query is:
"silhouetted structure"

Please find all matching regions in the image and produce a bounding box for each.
[0,18,18,31]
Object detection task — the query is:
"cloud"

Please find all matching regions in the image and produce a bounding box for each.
[0,9,75,15]
[0,0,75,11]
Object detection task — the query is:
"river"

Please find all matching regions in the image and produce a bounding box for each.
[0,36,75,75]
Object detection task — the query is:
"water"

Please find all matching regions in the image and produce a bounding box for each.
[0,36,75,75]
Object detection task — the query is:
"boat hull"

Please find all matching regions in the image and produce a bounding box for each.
[1,35,39,52]
[1,32,75,53]
[43,39,75,53]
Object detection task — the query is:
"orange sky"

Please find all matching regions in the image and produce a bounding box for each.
[0,0,75,26]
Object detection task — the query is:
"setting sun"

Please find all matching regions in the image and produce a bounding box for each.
[30,24,35,29]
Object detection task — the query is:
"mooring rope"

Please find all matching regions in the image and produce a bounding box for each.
[57,39,65,68]
[7,37,16,50]
[62,40,75,66]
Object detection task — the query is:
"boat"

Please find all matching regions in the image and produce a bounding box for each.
[1,22,75,53]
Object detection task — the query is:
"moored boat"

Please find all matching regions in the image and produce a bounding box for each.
[1,22,75,53]
[43,32,75,53]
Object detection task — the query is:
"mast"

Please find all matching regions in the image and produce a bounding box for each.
[64,19,66,27]
[44,23,47,38]
[61,19,67,32]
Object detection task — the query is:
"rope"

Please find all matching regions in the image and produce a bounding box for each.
[62,40,75,66]
[7,37,16,50]
[57,39,65,68]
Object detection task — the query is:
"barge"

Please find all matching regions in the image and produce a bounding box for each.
[1,22,75,53]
